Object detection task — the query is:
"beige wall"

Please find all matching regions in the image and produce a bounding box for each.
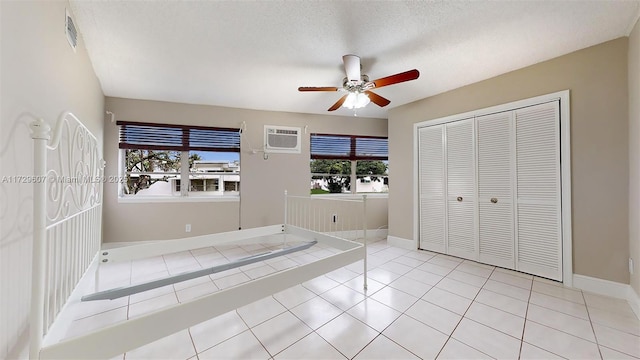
[389,38,629,284]
[103,97,388,243]
[0,1,104,358]
[630,18,640,296]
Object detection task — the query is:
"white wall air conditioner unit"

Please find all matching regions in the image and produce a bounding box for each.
[264,125,301,154]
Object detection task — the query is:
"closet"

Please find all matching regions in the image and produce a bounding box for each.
[417,97,564,281]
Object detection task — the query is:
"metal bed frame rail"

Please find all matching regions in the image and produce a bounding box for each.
[81,240,317,301]
[32,184,367,359]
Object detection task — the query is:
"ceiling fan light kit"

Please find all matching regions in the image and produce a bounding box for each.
[343,92,370,110]
[298,54,420,112]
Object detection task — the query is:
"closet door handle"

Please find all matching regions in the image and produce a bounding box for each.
[490,197,498,204]
[457,196,463,202]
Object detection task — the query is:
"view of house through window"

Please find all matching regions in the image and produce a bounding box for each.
[117,122,240,198]
[310,134,388,194]
[355,160,389,193]
[186,151,240,196]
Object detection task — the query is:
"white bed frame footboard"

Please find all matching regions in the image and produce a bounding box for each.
[285,192,368,288]
[29,112,104,359]
[33,186,367,359]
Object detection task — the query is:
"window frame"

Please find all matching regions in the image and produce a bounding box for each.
[310,133,388,195]
[117,121,240,201]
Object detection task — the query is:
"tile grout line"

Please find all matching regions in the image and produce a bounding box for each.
[269,289,350,359]
[517,271,534,359]
[344,249,421,360]
[236,306,274,359]
[582,289,605,360]
[432,262,497,360]
[250,256,380,357]
[363,249,486,359]
[460,264,598,359]
[119,239,631,359]
[271,246,423,360]
[186,326,199,360]
[519,283,590,359]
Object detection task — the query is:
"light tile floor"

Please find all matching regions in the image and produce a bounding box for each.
[62,237,639,359]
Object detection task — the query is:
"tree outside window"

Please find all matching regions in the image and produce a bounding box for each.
[310,134,388,195]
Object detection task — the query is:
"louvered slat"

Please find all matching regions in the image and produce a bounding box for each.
[446,119,476,258]
[418,126,446,253]
[421,199,446,250]
[310,134,388,160]
[117,122,240,152]
[518,203,561,278]
[477,112,514,268]
[515,102,562,280]
[478,202,514,267]
[448,200,475,256]
[447,120,475,196]
[516,104,559,200]
[477,112,512,198]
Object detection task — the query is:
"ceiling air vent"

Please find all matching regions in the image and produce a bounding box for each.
[65,9,78,52]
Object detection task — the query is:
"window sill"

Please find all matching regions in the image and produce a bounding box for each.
[310,193,388,199]
[117,195,240,204]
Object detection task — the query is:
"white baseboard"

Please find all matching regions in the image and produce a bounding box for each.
[573,274,640,320]
[370,228,389,239]
[572,274,630,298]
[387,235,416,250]
[323,228,388,241]
[628,285,640,320]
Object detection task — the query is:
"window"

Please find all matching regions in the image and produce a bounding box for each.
[117,121,240,198]
[310,134,388,194]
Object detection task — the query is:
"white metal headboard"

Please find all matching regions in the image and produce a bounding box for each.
[29,111,104,359]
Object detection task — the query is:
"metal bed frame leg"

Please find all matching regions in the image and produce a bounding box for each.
[362,194,368,291]
[30,119,51,360]
[283,190,288,248]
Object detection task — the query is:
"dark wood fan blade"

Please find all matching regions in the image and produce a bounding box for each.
[298,86,339,92]
[365,91,391,107]
[328,95,348,111]
[371,69,420,88]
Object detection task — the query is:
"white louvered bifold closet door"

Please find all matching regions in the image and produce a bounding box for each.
[446,119,477,259]
[418,125,446,253]
[515,101,562,280]
[476,112,515,268]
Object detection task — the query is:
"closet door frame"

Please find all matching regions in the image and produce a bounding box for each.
[413,90,572,286]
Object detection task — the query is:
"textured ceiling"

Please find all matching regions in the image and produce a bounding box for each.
[70,1,640,119]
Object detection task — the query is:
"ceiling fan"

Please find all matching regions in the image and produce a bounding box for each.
[298,55,420,112]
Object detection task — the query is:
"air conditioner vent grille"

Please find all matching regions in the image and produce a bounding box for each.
[264,125,301,154]
[268,133,298,148]
[274,129,297,135]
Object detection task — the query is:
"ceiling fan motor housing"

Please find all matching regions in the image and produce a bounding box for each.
[343,75,371,93]
[342,54,362,82]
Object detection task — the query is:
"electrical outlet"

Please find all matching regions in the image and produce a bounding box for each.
[332,214,338,223]
[630,258,634,275]
[185,224,191,233]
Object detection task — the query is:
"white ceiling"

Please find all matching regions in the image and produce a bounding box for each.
[70,1,640,119]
